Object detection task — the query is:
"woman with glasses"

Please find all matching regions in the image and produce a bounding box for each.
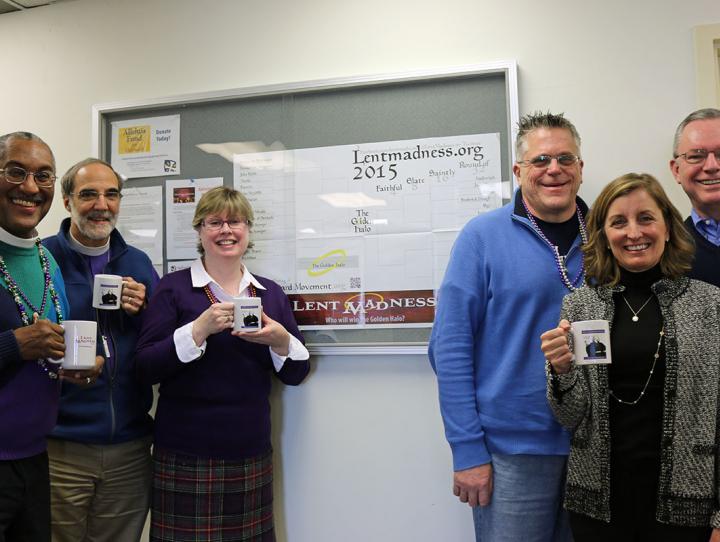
[541,173,720,542]
[135,186,310,542]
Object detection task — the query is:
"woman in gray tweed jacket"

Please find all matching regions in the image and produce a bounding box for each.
[541,173,720,542]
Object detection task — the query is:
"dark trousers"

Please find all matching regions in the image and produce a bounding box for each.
[569,459,711,542]
[0,452,51,542]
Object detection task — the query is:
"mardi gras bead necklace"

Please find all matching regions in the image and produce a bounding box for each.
[0,239,64,379]
[521,199,588,291]
[203,283,256,305]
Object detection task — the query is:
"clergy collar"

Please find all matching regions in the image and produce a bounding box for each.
[0,225,38,249]
[68,228,110,257]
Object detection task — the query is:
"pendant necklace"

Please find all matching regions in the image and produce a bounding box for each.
[521,199,588,291]
[0,239,64,379]
[622,294,654,322]
[609,327,664,405]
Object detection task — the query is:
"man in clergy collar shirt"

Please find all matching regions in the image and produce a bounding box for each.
[0,132,73,542]
[42,158,159,542]
[429,112,586,541]
[670,108,720,287]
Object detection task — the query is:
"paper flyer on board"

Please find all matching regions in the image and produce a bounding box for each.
[115,186,164,265]
[234,133,503,329]
[111,115,180,179]
[165,177,224,260]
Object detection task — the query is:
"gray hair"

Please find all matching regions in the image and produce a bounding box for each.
[672,108,720,156]
[60,157,123,197]
[515,111,582,158]
[0,131,55,168]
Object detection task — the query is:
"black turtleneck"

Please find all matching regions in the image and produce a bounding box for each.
[515,189,587,256]
[609,265,665,466]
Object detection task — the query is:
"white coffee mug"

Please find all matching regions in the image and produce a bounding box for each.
[233,297,262,332]
[571,319,612,365]
[61,320,97,369]
[92,274,123,310]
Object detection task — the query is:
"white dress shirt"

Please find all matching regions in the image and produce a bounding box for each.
[173,259,309,371]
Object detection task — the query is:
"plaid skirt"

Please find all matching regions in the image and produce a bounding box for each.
[150,448,275,542]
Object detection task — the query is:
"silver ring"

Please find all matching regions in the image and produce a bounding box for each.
[86,376,92,385]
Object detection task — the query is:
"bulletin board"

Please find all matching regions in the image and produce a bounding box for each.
[92,62,519,354]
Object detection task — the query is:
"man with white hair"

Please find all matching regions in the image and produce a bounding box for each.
[670,108,720,287]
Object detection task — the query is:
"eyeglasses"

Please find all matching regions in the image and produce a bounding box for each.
[516,153,581,169]
[0,166,56,187]
[202,218,251,231]
[70,189,123,202]
[676,149,720,164]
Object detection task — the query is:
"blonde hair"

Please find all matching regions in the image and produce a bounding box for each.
[193,186,254,255]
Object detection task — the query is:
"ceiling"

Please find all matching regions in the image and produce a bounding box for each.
[0,0,72,15]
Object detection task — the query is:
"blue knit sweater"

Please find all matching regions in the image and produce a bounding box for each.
[429,191,586,471]
[43,218,159,444]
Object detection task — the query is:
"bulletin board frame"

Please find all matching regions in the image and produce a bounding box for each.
[92,61,519,356]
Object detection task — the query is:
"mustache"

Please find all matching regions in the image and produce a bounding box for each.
[85,211,115,221]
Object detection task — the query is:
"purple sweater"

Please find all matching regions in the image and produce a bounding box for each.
[0,241,69,460]
[135,268,309,460]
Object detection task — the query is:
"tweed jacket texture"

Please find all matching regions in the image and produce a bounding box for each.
[547,276,720,527]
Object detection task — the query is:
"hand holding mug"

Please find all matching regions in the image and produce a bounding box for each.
[60,355,105,386]
[540,319,573,374]
[233,312,291,356]
[13,313,65,361]
[191,302,234,346]
[121,276,147,315]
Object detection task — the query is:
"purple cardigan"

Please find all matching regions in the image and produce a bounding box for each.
[135,268,309,460]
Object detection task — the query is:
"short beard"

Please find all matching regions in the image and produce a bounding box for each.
[70,204,117,242]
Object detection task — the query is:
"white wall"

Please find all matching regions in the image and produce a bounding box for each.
[1,0,719,540]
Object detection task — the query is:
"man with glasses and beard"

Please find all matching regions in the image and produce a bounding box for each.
[43,158,159,542]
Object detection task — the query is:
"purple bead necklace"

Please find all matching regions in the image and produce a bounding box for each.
[521,199,588,291]
[0,238,64,379]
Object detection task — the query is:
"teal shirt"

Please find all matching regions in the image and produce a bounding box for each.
[0,239,67,324]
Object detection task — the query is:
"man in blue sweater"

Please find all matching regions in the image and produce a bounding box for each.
[430,112,588,542]
[670,108,720,287]
[43,158,159,542]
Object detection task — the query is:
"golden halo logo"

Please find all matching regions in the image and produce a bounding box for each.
[307,249,347,277]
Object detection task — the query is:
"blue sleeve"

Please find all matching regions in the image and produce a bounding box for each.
[428,223,491,471]
[146,260,160,294]
[53,266,70,321]
[126,255,161,331]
